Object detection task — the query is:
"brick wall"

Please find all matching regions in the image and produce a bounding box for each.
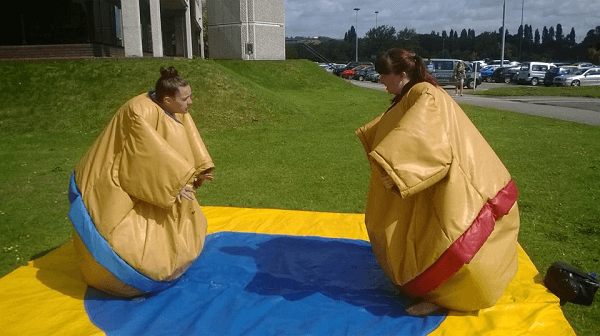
[0,44,126,60]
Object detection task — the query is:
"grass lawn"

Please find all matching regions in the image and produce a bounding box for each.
[0,59,598,335]
[473,85,600,98]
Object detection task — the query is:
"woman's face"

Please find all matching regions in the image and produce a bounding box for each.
[163,85,193,114]
[380,73,409,95]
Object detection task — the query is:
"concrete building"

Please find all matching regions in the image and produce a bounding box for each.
[206,0,285,60]
[1,0,205,59]
[1,0,285,60]
[120,0,204,58]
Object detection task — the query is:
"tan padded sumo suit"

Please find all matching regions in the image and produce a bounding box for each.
[356,82,520,311]
[68,92,214,297]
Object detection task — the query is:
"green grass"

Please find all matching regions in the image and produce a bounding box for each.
[473,85,600,98]
[1,59,599,335]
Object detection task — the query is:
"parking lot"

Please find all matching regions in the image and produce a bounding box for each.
[346,79,600,125]
[345,78,508,92]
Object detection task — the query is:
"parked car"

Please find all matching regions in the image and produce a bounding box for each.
[553,67,600,86]
[480,65,499,82]
[488,60,515,67]
[341,66,361,79]
[517,62,554,86]
[341,67,357,79]
[572,62,595,68]
[471,61,487,70]
[544,66,578,86]
[365,70,380,82]
[353,66,375,81]
[490,65,520,83]
[427,59,482,89]
[334,61,374,76]
[505,66,521,83]
[318,63,344,74]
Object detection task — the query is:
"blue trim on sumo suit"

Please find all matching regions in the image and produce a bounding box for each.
[68,172,174,293]
[84,231,446,336]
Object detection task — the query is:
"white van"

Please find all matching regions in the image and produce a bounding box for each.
[517,62,554,86]
[427,59,482,89]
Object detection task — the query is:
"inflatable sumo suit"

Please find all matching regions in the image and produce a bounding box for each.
[356,82,520,311]
[68,92,214,297]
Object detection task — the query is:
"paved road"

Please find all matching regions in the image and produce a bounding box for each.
[347,79,600,126]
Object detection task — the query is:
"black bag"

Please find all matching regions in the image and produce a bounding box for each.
[544,262,599,306]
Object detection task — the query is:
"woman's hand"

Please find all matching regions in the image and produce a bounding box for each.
[193,172,214,189]
[380,170,395,189]
[177,185,195,202]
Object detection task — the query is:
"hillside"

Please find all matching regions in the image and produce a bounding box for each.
[0,58,390,277]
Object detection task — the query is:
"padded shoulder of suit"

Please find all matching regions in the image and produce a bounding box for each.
[407,82,442,98]
[399,82,444,110]
[122,93,162,120]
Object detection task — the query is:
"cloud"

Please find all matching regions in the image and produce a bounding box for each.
[283,0,599,42]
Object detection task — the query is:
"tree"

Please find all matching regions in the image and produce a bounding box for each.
[556,24,564,41]
[420,33,443,58]
[441,30,448,52]
[583,27,600,63]
[397,27,419,52]
[518,25,523,40]
[535,29,541,44]
[363,25,397,59]
[567,28,576,44]
[542,26,549,44]
[345,26,356,44]
[524,25,533,43]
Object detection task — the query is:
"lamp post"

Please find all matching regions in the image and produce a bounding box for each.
[354,7,360,62]
[375,11,379,28]
[519,0,524,61]
[500,0,506,68]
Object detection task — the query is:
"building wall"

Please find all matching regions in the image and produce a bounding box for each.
[207,0,284,60]
[1,0,283,61]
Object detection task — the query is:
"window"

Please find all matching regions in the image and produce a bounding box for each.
[435,61,454,70]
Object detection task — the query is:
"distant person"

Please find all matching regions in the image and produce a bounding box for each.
[426,59,434,73]
[453,60,466,96]
[356,48,520,316]
[68,66,215,297]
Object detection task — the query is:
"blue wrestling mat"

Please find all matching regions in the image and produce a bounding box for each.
[84,232,445,335]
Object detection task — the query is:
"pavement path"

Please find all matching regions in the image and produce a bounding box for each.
[347,79,600,126]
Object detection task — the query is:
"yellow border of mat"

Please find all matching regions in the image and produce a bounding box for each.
[0,206,575,335]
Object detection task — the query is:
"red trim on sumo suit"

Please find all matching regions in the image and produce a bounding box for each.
[401,180,519,297]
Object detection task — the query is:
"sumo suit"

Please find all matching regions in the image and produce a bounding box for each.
[68,92,214,297]
[356,82,520,311]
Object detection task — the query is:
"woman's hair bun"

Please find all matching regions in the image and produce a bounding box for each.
[160,66,179,79]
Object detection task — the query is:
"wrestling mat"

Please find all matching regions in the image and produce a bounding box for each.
[0,206,575,335]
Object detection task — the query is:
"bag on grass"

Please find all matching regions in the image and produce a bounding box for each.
[544,261,599,306]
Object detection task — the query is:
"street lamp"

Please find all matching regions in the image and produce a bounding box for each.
[375,11,379,28]
[500,0,506,68]
[519,0,524,61]
[354,8,360,62]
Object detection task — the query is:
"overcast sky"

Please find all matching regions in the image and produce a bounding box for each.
[283,0,599,43]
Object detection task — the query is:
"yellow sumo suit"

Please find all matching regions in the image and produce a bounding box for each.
[356,82,520,311]
[68,92,214,297]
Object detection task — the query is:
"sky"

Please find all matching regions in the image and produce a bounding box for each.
[283,0,599,43]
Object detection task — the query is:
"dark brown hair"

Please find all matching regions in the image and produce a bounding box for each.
[376,48,439,103]
[155,66,189,102]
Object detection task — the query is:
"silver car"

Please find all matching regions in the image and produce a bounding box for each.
[553,68,600,86]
